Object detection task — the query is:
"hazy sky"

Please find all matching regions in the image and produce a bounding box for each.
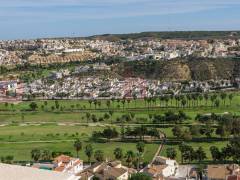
[1,0,240,40]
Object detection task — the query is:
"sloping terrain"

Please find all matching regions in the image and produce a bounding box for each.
[116,58,239,81]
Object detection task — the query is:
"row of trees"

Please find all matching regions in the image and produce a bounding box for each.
[25,92,235,113]
[73,139,147,169]
[24,138,144,169]
[86,92,236,110]
[175,137,240,164]
[210,137,240,163]
[91,126,160,142]
[178,143,207,163]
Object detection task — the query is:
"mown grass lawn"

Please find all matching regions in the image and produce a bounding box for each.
[0,92,239,164]
[0,141,159,163]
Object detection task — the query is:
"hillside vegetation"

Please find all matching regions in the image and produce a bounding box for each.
[88,31,240,41]
[116,58,240,81]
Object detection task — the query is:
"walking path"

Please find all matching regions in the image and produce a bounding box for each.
[149,130,167,165]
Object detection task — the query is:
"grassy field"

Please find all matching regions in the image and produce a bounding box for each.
[0,92,239,124]
[0,124,158,163]
[0,92,239,164]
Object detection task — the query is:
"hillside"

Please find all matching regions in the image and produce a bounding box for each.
[87,31,240,41]
[115,58,240,81]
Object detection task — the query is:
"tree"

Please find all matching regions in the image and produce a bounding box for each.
[226,137,240,163]
[190,125,200,136]
[136,142,145,153]
[73,139,82,158]
[86,112,91,123]
[29,102,38,111]
[172,126,182,137]
[94,150,104,162]
[114,147,123,160]
[125,150,135,167]
[210,146,222,161]
[204,93,209,106]
[179,143,194,163]
[220,93,227,106]
[129,173,151,180]
[210,94,217,107]
[31,149,41,162]
[166,147,177,159]
[228,93,234,105]
[195,147,206,162]
[102,127,119,141]
[41,150,51,161]
[109,110,114,124]
[106,100,111,109]
[181,98,187,108]
[1,155,14,164]
[85,144,93,163]
[88,99,93,109]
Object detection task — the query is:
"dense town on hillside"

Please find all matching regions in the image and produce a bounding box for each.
[0,36,240,101]
[0,38,240,66]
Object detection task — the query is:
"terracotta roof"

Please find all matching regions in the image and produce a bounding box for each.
[55,166,65,172]
[104,167,127,178]
[143,165,167,177]
[54,155,71,164]
[208,165,239,180]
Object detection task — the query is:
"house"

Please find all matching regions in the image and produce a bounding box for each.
[0,163,78,180]
[141,156,178,180]
[77,160,136,180]
[208,164,240,180]
[169,165,198,180]
[227,175,240,180]
[54,154,84,175]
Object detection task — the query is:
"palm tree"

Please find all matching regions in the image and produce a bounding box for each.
[186,94,191,108]
[165,96,170,107]
[86,112,91,123]
[111,97,115,108]
[109,110,114,124]
[121,98,126,110]
[94,150,104,162]
[136,142,145,154]
[133,94,137,108]
[127,99,131,108]
[31,149,41,162]
[73,139,82,158]
[21,113,25,123]
[88,99,93,109]
[93,99,97,109]
[204,93,209,107]
[106,100,111,109]
[41,150,51,161]
[136,142,145,170]
[220,92,227,106]
[125,150,135,167]
[181,98,187,108]
[97,101,101,109]
[228,93,234,106]
[195,147,206,162]
[114,147,123,160]
[198,94,203,107]
[210,94,217,107]
[144,97,147,107]
[85,144,93,163]
[166,147,177,159]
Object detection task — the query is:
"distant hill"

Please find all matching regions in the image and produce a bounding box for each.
[114,58,240,81]
[87,31,240,41]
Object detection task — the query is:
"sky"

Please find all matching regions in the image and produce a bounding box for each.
[1,0,240,40]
